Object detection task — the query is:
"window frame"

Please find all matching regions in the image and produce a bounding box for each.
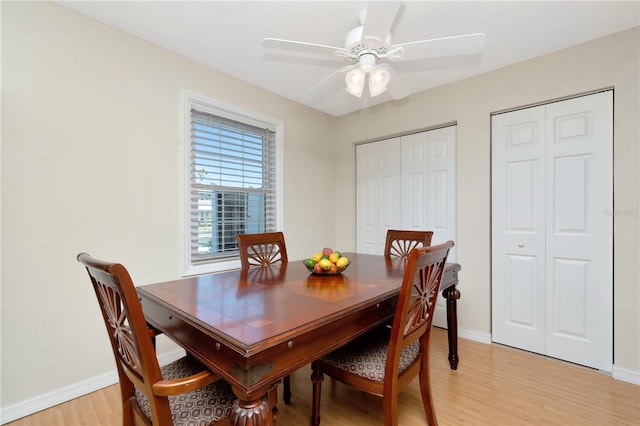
[180,90,283,276]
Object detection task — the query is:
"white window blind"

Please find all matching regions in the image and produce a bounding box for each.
[188,103,277,266]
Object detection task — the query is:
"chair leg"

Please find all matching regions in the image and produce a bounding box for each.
[418,363,438,426]
[382,395,400,426]
[310,361,324,426]
[283,374,291,404]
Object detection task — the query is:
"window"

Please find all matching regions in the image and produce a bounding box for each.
[182,91,282,275]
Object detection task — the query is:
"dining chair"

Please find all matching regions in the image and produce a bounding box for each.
[384,229,434,260]
[77,253,237,425]
[235,231,293,404]
[311,240,455,426]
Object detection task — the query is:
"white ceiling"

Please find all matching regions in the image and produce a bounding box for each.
[55,1,639,117]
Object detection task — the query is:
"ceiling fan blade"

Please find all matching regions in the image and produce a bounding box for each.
[262,37,348,57]
[382,64,411,100]
[391,33,486,61]
[305,65,356,96]
[361,1,401,46]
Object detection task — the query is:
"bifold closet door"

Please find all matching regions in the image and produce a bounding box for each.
[357,126,456,328]
[492,91,613,371]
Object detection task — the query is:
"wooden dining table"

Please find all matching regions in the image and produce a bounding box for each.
[137,253,461,426]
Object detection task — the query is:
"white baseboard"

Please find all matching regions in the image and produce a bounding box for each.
[612,365,640,385]
[0,349,185,425]
[459,327,492,344]
[456,329,640,386]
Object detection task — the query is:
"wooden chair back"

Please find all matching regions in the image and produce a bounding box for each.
[236,231,288,269]
[384,241,454,422]
[78,253,171,424]
[384,229,434,260]
[78,253,233,425]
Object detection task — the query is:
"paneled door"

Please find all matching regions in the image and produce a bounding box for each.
[357,126,456,327]
[491,91,613,371]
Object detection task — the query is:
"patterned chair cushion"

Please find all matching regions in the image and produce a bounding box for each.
[321,326,420,382]
[135,355,235,425]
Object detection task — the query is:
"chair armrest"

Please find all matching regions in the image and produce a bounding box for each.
[152,369,220,396]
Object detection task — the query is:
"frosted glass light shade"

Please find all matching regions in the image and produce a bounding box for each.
[345,67,366,98]
[368,66,390,97]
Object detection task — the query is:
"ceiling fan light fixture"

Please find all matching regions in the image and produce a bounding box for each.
[345,67,366,97]
[368,66,390,97]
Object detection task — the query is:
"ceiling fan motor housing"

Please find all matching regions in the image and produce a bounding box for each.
[345,25,391,59]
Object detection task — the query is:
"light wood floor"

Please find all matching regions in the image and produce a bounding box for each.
[8,328,640,425]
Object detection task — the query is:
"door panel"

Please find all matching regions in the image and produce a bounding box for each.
[356,139,401,254]
[492,106,546,352]
[408,172,425,228]
[507,160,538,231]
[545,92,613,371]
[431,170,447,229]
[401,128,457,328]
[401,133,429,230]
[553,155,590,233]
[426,127,457,258]
[552,258,590,338]
[507,255,540,325]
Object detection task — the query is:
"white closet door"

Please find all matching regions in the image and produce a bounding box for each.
[491,106,547,353]
[492,91,613,371]
[544,92,613,371]
[356,138,401,254]
[357,127,457,328]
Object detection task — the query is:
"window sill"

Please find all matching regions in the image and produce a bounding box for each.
[182,258,242,277]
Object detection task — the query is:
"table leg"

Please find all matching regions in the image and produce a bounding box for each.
[310,360,324,426]
[283,375,291,405]
[442,286,461,370]
[229,388,275,426]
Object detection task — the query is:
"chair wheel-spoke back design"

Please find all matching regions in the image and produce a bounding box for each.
[247,243,284,266]
[311,240,454,426]
[384,229,434,260]
[95,281,140,371]
[236,232,288,269]
[406,263,440,335]
[77,253,236,425]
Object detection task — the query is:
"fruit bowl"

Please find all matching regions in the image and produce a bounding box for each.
[303,248,351,275]
[303,259,351,275]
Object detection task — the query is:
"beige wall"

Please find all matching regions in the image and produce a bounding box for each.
[334,27,640,375]
[1,1,336,410]
[1,0,638,419]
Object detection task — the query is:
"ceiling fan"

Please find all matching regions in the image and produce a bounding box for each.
[262,1,486,100]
